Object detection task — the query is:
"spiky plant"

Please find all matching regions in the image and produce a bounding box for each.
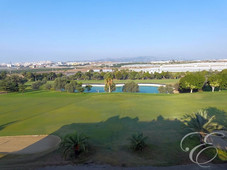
[129,132,148,151]
[60,132,88,160]
[182,110,223,143]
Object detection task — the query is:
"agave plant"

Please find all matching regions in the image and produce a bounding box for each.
[129,132,148,151]
[182,110,224,143]
[60,132,88,160]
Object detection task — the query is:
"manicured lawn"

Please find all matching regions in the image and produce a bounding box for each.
[0,91,226,136]
[0,91,226,166]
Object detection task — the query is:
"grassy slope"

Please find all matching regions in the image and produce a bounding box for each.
[0,91,226,136]
[0,91,226,165]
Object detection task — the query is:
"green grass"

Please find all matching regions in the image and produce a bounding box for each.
[0,91,226,136]
[0,90,226,166]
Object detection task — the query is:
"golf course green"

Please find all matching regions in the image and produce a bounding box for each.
[0,90,227,166]
[0,90,226,136]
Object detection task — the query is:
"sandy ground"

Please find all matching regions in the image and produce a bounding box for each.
[0,135,61,154]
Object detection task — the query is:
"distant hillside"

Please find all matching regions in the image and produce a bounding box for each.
[94,56,161,62]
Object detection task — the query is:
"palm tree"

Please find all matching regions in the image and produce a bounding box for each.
[182,110,223,143]
[105,77,113,93]
[60,132,88,160]
[129,132,148,151]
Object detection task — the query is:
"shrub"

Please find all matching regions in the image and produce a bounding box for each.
[19,84,26,93]
[31,81,43,90]
[45,83,52,90]
[60,132,88,160]
[85,85,92,91]
[54,77,68,90]
[77,86,85,93]
[158,84,174,94]
[122,81,139,93]
[129,132,148,151]
[65,81,77,93]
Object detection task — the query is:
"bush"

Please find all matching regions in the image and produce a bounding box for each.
[45,83,52,90]
[85,85,92,91]
[60,132,89,160]
[65,81,77,93]
[0,75,27,92]
[158,84,174,94]
[31,81,43,90]
[122,81,139,93]
[19,84,26,93]
[129,132,148,151]
[77,86,85,93]
[54,77,68,90]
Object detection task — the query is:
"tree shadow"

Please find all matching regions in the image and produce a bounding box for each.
[2,110,225,167]
[51,115,189,166]
[0,121,19,131]
[205,107,227,127]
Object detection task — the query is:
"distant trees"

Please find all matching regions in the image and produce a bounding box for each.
[114,71,122,80]
[177,69,227,93]
[54,77,68,91]
[179,73,205,93]
[0,71,7,80]
[17,70,184,83]
[158,85,174,94]
[2,69,227,94]
[219,69,227,90]
[19,84,26,93]
[85,85,92,92]
[76,85,85,93]
[58,70,179,82]
[22,71,59,81]
[65,81,77,93]
[122,81,139,93]
[45,83,52,90]
[0,75,27,92]
[31,81,43,90]
[65,81,84,93]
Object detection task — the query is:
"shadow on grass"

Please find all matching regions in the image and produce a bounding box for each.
[205,107,227,127]
[1,107,226,167]
[0,121,19,131]
[51,115,190,166]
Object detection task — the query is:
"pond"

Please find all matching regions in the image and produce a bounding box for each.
[83,85,159,93]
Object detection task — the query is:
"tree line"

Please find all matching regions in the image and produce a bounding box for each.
[158,69,227,94]
[17,69,185,82]
[179,69,227,93]
[0,69,227,93]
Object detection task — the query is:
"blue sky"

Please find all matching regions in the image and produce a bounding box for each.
[0,0,227,62]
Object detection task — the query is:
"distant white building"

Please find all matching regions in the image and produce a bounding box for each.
[7,64,12,68]
[127,62,227,73]
[92,69,113,73]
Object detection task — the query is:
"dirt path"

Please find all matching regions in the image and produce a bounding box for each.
[0,135,61,154]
